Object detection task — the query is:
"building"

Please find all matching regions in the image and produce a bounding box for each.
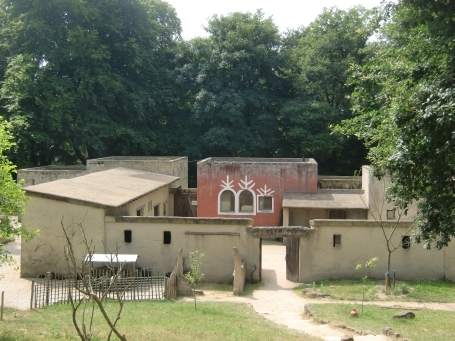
[197,157,318,226]
[19,156,455,284]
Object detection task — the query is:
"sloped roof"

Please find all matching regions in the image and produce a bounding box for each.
[25,167,179,208]
[283,190,366,209]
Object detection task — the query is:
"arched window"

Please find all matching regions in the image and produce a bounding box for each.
[220,190,235,212]
[238,190,254,213]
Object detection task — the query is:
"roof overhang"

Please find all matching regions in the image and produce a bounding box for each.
[85,254,138,264]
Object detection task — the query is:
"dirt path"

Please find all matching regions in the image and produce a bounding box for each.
[181,243,391,340]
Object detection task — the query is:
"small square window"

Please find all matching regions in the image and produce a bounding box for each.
[333,234,341,247]
[136,206,144,216]
[163,231,171,244]
[387,210,395,220]
[258,196,273,211]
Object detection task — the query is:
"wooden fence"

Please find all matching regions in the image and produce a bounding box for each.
[32,268,167,308]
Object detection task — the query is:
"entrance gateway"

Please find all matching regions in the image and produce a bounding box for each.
[251,226,314,283]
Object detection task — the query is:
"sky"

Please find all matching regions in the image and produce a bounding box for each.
[165,0,384,40]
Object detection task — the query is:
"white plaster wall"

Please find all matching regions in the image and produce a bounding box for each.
[104,217,260,283]
[299,220,447,283]
[21,197,105,277]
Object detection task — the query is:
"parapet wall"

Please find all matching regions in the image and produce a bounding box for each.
[87,156,188,189]
[317,175,361,189]
[18,165,87,187]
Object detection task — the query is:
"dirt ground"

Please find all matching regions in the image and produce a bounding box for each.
[2,239,454,340]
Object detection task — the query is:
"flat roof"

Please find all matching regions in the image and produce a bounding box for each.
[198,157,316,164]
[25,167,179,208]
[283,190,366,209]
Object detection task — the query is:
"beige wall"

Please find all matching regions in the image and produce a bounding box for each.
[299,220,448,283]
[87,156,188,189]
[18,166,87,187]
[362,166,417,222]
[289,208,366,227]
[119,186,171,217]
[104,216,260,283]
[21,197,106,277]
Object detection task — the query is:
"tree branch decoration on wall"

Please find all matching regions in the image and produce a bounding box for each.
[257,184,274,196]
[238,176,255,190]
[221,175,234,190]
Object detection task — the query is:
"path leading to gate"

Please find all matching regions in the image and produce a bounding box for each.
[180,242,390,340]
[181,242,455,341]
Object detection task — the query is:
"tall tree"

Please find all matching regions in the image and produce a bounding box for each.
[280,7,378,174]
[336,0,455,248]
[0,0,181,168]
[175,11,284,159]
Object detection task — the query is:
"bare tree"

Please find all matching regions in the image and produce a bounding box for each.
[361,173,416,288]
[61,217,127,341]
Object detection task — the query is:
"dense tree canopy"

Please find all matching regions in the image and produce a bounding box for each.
[279,6,378,174]
[0,0,181,168]
[336,0,455,248]
[175,11,284,159]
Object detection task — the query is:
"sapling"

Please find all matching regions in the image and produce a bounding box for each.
[355,257,379,313]
[185,250,205,311]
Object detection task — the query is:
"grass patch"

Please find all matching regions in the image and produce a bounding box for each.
[297,279,455,303]
[0,301,320,341]
[309,303,455,341]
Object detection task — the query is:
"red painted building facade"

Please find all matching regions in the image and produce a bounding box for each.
[197,158,318,226]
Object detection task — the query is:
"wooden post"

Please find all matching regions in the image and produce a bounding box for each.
[30,280,35,309]
[1,291,4,321]
[45,272,51,306]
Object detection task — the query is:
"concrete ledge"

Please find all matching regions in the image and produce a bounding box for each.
[251,226,314,237]
[310,219,413,228]
[105,215,254,226]
[185,232,240,236]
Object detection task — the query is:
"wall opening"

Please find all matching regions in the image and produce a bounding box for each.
[402,235,411,249]
[154,204,160,216]
[329,210,346,219]
[387,210,395,220]
[220,190,235,212]
[124,230,132,243]
[136,206,144,216]
[333,234,341,247]
[258,196,273,212]
[163,231,171,244]
[239,190,253,213]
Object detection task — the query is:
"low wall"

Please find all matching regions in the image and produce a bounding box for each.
[317,176,361,189]
[104,216,260,283]
[87,156,188,189]
[299,219,451,283]
[18,166,87,187]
